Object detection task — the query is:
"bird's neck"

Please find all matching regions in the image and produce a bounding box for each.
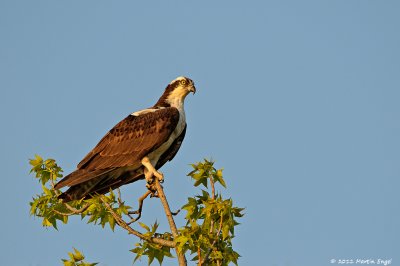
[154,92,187,111]
[167,97,185,111]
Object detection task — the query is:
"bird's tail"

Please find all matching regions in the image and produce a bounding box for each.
[57,169,144,202]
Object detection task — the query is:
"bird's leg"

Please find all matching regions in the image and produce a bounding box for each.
[141,156,164,184]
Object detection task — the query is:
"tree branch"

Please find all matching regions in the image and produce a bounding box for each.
[99,196,175,248]
[154,179,187,266]
[210,176,216,234]
[52,203,90,216]
[65,203,90,213]
[126,190,152,225]
[210,176,216,200]
[197,246,201,266]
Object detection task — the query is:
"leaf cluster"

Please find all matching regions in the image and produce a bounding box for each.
[130,221,174,265]
[29,154,63,185]
[29,155,131,231]
[61,248,98,266]
[188,159,226,188]
[82,190,131,230]
[29,155,175,265]
[175,159,244,266]
[29,155,68,228]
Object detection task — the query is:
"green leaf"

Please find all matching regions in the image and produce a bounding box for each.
[63,260,74,266]
[174,235,189,254]
[151,221,159,234]
[68,251,75,262]
[138,222,150,232]
[193,177,207,188]
[154,249,165,265]
[62,248,97,266]
[72,247,85,261]
[131,242,146,263]
[42,218,53,227]
[29,154,43,169]
[222,224,230,240]
[215,169,226,188]
[109,216,116,231]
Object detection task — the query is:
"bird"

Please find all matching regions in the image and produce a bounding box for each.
[54,76,196,202]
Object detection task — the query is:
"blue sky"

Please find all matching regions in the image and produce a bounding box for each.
[1,1,399,265]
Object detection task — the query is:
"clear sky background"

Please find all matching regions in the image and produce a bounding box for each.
[1,1,399,265]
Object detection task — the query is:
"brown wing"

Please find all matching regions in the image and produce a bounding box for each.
[78,107,179,169]
[55,107,180,190]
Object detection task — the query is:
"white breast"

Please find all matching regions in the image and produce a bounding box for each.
[147,107,186,165]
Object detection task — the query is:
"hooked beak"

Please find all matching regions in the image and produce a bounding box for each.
[189,85,196,94]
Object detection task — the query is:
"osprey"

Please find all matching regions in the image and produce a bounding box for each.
[55,76,196,202]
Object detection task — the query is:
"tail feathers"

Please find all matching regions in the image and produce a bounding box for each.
[57,169,144,202]
[58,175,106,202]
[54,168,115,190]
[88,170,144,196]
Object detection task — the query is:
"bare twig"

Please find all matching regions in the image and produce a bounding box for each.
[126,190,151,225]
[117,188,122,203]
[210,176,216,234]
[52,203,90,216]
[52,209,73,216]
[99,196,175,248]
[50,177,55,190]
[210,176,216,200]
[198,246,202,266]
[154,179,187,266]
[116,188,151,224]
[65,203,90,213]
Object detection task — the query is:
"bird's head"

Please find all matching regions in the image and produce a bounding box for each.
[168,76,196,96]
[155,76,196,108]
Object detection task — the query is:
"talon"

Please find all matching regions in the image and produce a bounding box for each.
[156,172,164,183]
[146,182,157,194]
[150,191,159,198]
[171,209,181,216]
[150,169,163,183]
[145,170,154,184]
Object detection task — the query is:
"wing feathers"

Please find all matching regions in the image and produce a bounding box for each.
[77,108,179,171]
[55,107,180,197]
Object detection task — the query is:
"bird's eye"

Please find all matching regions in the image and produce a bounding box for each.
[180,80,187,85]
